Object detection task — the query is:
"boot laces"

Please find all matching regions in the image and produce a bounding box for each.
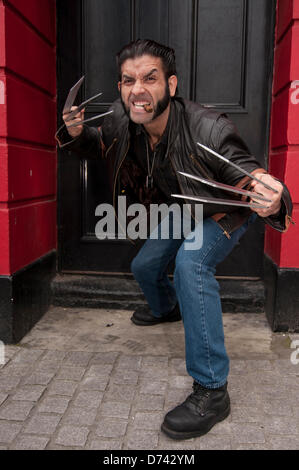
[188,382,211,408]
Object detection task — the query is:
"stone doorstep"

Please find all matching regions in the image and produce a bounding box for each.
[51,275,265,313]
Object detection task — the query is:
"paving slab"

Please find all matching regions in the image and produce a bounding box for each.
[0,305,297,450]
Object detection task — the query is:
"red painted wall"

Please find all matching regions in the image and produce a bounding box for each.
[266,0,299,268]
[0,0,56,275]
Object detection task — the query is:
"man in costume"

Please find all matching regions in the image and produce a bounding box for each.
[56,39,292,440]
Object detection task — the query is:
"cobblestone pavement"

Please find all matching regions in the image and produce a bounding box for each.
[0,306,298,450]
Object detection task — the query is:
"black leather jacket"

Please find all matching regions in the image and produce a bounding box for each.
[56,97,293,236]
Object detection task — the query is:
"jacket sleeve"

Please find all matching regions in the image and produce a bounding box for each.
[54,100,120,159]
[211,116,264,185]
[262,180,294,233]
[210,116,294,233]
[55,123,104,160]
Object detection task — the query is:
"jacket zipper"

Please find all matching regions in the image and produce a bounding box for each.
[105,138,117,159]
[170,156,196,222]
[189,152,242,238]
[182,153,235,238]
[189,153,211,180]
[112,139,135,245]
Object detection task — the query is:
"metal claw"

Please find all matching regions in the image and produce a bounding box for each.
[62,76,85,114]
[64,92,103,122]
[171,193,268,209]
[178,171,272,203]
[66,110,114,127]
[197,142,278,194]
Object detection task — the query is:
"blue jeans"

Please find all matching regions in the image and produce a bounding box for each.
[131,211,257,389]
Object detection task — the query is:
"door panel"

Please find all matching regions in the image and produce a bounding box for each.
[84,0,130,104]
[195,0,247,107]
[57,0,276,276]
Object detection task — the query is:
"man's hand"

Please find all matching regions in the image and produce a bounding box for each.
[250,173,283,217]
[62,106,85,138]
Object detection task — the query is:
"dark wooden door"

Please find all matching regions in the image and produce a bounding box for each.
[57,0,276,277]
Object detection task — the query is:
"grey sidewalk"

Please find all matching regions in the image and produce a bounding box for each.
[0,306,298,450]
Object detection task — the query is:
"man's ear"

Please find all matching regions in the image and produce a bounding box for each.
[118,81,121,92]
[168,75,178,97]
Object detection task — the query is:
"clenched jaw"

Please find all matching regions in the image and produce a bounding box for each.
[132,101,153,113]
[129,95,153,114]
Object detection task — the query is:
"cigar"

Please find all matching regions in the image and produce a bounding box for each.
[143,104,153,113]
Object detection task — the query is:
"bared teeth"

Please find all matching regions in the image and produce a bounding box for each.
[132,101,152,112]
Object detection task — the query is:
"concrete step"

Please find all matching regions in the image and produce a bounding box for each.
[51,274,265,313]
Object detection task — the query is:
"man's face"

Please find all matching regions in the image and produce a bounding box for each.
[118,55,177,124]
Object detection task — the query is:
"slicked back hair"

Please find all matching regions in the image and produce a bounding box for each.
[116,39,177,81]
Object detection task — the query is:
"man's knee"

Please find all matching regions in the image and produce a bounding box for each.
[131,254,154,280]
[131,255,143,279]
[174,249,193,282]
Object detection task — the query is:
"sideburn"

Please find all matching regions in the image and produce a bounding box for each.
[152,82,171,120]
